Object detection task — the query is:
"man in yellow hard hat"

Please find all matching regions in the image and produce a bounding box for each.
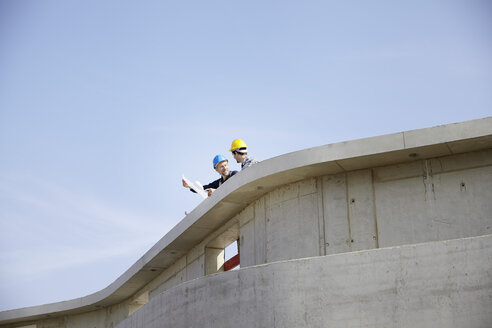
[229,139,258,170]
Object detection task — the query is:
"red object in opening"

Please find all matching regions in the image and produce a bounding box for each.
[224,254,240,271]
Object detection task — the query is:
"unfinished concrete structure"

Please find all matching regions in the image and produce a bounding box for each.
[1,118,492,328]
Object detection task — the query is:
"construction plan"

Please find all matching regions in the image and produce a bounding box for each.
[182,175,208,199]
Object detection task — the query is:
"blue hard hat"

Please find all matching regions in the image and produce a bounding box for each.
[213,155,228,169]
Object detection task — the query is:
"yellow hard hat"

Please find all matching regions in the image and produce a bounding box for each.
[230,139,247,151]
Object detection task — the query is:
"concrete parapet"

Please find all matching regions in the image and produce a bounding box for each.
[117,234,492,328]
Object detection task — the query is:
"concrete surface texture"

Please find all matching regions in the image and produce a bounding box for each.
[1,117,491,327]
[117,235,492,328]
[238,148,492,265]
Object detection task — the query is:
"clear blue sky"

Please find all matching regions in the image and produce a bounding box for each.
[0,0,491,311]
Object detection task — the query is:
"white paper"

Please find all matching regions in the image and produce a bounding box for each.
[182,175,208,199]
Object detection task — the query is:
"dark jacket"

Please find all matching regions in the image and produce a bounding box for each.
[190,170,238,193]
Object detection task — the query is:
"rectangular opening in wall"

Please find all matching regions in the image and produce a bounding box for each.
[224,240,240,271]
[205,223,239,274]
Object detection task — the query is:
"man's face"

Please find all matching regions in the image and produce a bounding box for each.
[215,160,230,176]
[232,151,245,163]
[232,151,240,163]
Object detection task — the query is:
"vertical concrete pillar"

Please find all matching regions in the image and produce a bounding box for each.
[205,247,225,275]
[255,197,267,265]
[240,219,255,268]
[322,173,351,255]
[347,169,378,251]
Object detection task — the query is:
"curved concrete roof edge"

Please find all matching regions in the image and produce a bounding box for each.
[1,117,491,324]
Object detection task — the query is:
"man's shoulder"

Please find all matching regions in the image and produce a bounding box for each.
[231,170,239,176]
[204,177,222,189]
[242,156,259,169]
[246,156,258,164]
[212,176,223,183]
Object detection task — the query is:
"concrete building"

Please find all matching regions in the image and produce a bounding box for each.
[1,118,492,328]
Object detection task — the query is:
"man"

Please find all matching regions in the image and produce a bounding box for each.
[230,139,258,170]
[182,155,238,197]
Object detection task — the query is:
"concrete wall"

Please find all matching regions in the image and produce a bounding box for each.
[374,150,492,247]
[238,149,492,268]
[119,147,492,326]
[16,302,132,328]
[116,234,492,328]
[4,148,491,328]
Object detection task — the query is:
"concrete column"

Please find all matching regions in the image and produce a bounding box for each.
[205,247,224,275]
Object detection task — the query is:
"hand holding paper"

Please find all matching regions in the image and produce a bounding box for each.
[182,175,208,199]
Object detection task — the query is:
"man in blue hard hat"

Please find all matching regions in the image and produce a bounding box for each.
[182,155,238,197]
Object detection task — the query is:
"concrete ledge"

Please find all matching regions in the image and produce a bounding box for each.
[118,234,492,328]
[1,117,491,324]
